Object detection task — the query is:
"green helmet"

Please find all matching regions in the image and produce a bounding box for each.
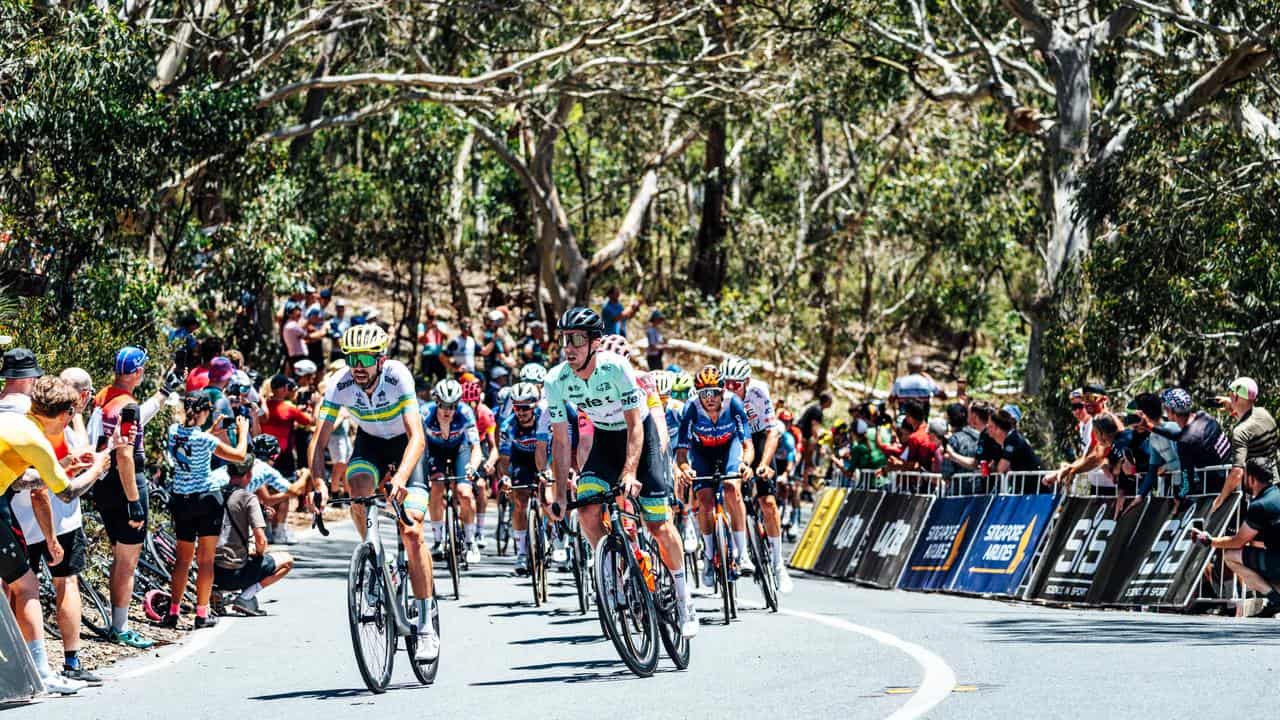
[671,371,694,400]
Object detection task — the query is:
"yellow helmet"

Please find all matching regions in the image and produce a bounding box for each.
[340,324,389,355]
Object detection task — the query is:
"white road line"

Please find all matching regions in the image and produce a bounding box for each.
[781,608,957,720]
[110,618,235,681]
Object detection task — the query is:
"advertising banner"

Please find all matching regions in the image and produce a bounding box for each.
[1029,497,1148,603]
[950,493,1058,596]
[0,594,42,701]
[788,488,847,571]
[852,494,936,588]
[812,490,884,577]
[1116,494,1241,606]
[899,495,994,591]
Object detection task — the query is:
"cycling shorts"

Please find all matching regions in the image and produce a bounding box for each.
[688,446,742,492]
[170,491,225,542]
[0,494,30,584]
[425,442,473,487]
[93,471,149,546]
[577,415,670,522]
[27,528,88,578]
[347,430,426,490]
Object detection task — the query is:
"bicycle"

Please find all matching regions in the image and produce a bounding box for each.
[743,480,780,613]
[495,484,513,556]
[692,473,738,625]
[433,472,474,601]
[518,477,550,607]
[316,493,439,693]
[562,511,592,615]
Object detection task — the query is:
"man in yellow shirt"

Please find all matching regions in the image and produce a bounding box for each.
[0,377,111,695]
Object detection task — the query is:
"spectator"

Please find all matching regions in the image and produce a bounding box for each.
[0,347,42,413]
[9,374,113,684]
[1133,392,1180,497]
[169,313,201,376]
[302,284,321,318]
[304,306,327,368]
[1068,388,1090,460]
[888,355,947,413]
[517,319,548,366]
[1217,377,1279,512]
[854,403,888,470]
[486,366,510,410]
[214,457,295,615]
[941,402,980,484]
[886,400,937,472]
[988,408,1042,473]
[944,402,1003,475]
[280,301,309,374]
[1045,385,1120,494]
[601,286,641,337]
[644,310,667,371]
[328,299,351,361]
[260,375,313,486]
[927,419,949,473]
[479,310,514,379]
[1194,460,1280,617]
[418,309,447,381]
[798,392,833,479]
[319,360,354,496]
[184,336,224,392]
[1147,388,1231,497]
[444,318,478,375]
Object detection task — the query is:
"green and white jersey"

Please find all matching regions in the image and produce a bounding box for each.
[545,351,648,431]
[318,360,417,439]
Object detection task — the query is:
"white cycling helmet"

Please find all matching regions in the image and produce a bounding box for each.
[293,359,318,377]
[651,370,674,397]
[719,356,751,382]
[511,382,541,405]
[519,363,547,385]
[432,378,463,404]
[598,334,632,359]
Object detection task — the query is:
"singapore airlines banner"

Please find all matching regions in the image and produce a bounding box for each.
[898,495,994,592]
[948,494,1059,596]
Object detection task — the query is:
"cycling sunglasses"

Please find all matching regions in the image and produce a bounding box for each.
[697,387,724,399]
[437,401,458,411]
[345,353,379,368]
[562,333,592,348]
[514,404,536,412]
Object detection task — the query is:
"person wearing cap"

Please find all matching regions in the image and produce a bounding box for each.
[988,407,1041,473]
[517,319,548,366]
[260,375,314,494]
[281,301,309,374]
[0,347,43,414]
[1192,459,1280,617]
[201,356,238,437]
[1045,384,1121,494]
[1216,377,1279,512]
[1068,388,1091,459]
[888,355,947,415]
[644,310,667,371]
[328,299,351,361]
[479,309,514,380]
[1145,388,1231,497]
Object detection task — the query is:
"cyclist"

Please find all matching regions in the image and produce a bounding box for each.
[162,393,250,629]
[461,375,499,552]
[653,370,698,552]
[423,379,484,564]
[720,357,793,593]
[596,334,670,453]
[670,371,694,403]
[496,382,548,574]
[307,324,438,662]
[546,307,698,637]
[675,365,755,584]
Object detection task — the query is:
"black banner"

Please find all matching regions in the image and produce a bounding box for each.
[1030,497,1148,603]
[811,490,884,577]
[1117,495,1240,606]
[0,594,42,700]
[1087,498,1171,604]
[852,494,936,588]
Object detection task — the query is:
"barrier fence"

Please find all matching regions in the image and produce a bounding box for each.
[789,465,1254,612]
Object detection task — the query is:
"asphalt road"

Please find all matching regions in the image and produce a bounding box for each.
[12,511,1280,720]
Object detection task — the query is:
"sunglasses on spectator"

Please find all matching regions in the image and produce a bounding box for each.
[724,380,744,390]
[345,353,379,368]
[1070,403,1085,411]
[697,388,723,399]
[562,333,592,348]
[437,402,458,411]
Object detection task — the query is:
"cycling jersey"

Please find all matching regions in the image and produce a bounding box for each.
[167,424,220,494]
[472,402,497,449]
[664,398,684,451]
[739,379,776,434]
[544,351,648,431]
[773,422,797,467]
[420,401,480,450]
[677,394,750,482]
[318,360,417,439]
[500,408,546,485]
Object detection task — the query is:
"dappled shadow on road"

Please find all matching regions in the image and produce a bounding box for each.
[471,666,681,687]
[549,616,596,626]
[509,633,606,646]
[976,615,1280,646]
[248,682,429,702]
[511,658,622,671]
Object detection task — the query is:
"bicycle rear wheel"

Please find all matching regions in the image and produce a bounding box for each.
[445,501,461,600]
[79,577,114,640]
[649,538,691,669]
[528,505,543,607]
[593,536,659,677]
[496,494,512,556]
[571,520,590,614]
[347,544,395,693]
[714,518,732,625]
[751,519,779,612]
[400,561,440,685]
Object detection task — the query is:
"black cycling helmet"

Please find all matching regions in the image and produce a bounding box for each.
[182,392,212,415]
[228,456,255,477]
[251,434,281,461]
[557,307,604,337]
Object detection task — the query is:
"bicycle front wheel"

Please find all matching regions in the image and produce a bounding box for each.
[528,505,543,607]
[79,577,114,640]
[347,543,395,693]
[650,539,691,669]
[714,518,732,625]
[571,521,591,615]
[594,536,659,677]
[446,502,461,600]
[749,517,779,612]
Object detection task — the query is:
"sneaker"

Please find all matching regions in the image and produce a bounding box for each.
[679,599,700,638]
[158,613,179,629]
[430,541,444,561]
[110,628,155,649]
[465,543,481,564]
[194,614,219,629]
[551,547,568,564]
[738,554,755,577]
[476,534,488,550]
[1255,600,1280,619]
[514,554,529,576]
[62,666,103,686]
[682,524,699,553]
[701,562,716,589]
[414,628,440,662]
[41,673,85,695]
[232,594,264,616]
[777,566,794,594]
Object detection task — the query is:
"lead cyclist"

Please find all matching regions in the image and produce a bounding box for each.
[307,324,439,662]
[545,307,698,638]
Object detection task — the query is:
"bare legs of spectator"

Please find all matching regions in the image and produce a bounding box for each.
[329,461,348,496]
[111,542,142,628]
[52,575,83,658]
[261,552,295,590]
[5,571,46,646]
[168,536,219,614]
[1223,549,1280,598]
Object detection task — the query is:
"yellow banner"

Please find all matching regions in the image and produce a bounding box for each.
[789,488,848,571]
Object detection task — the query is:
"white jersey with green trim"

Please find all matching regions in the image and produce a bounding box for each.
[544,351,649,432]
[318,360,417,439]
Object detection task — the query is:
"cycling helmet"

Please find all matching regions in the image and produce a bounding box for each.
[228,456,255,477]
[672,371,694,394]
[340,324,389,355]
[433,378,464,404]
[461,379,483,404]
[652,370,674,397]
[251,434,281,461]
[518,363,547,384]
[694,365,723,390]
[293,359,318,377]
[719,356,751,382]
[598,334,632,359]
[557,307,604,336]
[511,382,541,405]
[182,392,212,415]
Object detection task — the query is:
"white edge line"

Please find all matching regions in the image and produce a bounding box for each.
[110,618,234,681]
[780,608,957,720]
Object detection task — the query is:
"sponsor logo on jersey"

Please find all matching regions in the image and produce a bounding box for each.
[337,379,355,391]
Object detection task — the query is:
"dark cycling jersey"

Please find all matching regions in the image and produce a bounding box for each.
[677,394,750,480]
[421,401,480,450]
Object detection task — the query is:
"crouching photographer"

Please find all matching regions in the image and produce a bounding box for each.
[215,456,294,615]
[1190,459,1280,617]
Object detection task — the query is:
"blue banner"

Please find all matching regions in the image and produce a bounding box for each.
[949,494,1059,596]
[898,495,993,592]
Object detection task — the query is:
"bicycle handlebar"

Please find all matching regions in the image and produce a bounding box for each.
[313,486,414,535]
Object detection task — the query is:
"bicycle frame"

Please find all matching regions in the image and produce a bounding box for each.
[320,495,416,638]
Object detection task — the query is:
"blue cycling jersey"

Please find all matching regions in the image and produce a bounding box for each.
[676,394,749,451]
[420,401,480,450]
[499,407,546,466]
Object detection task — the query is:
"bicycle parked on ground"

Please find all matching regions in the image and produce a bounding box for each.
[316,493,439,692]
